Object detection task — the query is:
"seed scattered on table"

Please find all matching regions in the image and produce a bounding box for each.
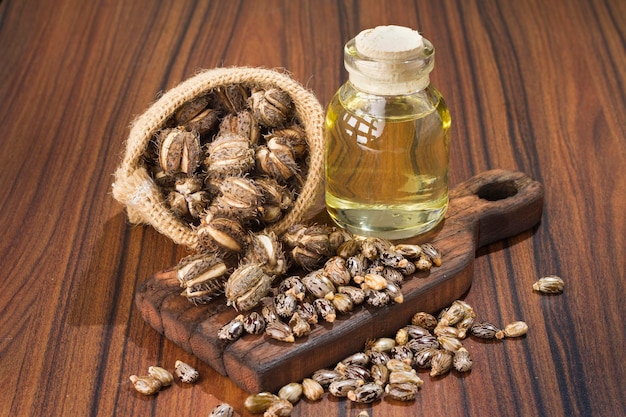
[533,275,564,294]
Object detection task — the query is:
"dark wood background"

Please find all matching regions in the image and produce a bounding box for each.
[0,0,624,416]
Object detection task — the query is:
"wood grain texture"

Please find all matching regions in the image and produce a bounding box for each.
[0,0,623,416]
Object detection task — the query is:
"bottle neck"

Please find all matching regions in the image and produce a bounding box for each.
[344,36,435,96]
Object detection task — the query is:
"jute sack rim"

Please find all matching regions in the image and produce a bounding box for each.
[112,66,325,250]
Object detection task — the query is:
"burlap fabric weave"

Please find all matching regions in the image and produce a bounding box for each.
[112,67,325,250]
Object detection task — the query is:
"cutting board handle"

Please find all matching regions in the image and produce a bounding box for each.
[448,169,544,248]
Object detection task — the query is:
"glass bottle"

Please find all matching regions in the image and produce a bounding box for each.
[325,25,451,239]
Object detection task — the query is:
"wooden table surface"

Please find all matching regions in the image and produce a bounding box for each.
[1,0,624,416]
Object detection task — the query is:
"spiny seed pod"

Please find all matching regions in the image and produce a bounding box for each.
[470,321,501,339]
[219,110,260,144]
[338,285,366,305]
[210,176,263,222]
[266,124,307,158]
[147,366,174,387]
[430,350,454,377]
[282,224,337,269]
[282,224,327,252]
[256,145,301,184]
[533,275,564,294]
[225,263,274,311]
[176,254,229,304]
[129,375,162,395]
[289,312,311,338]
[329,379,364,398]
[158,128,201,176]
[205,132,255,177]
[278,382,303,404]
[215,84,249,113]
[412,347,439,369]
[175,360,199,383]
[313,298,336,323]
[347,382,384,403]
[496,321,529,339]
[312,369,343,386]
[453,347,473,372]
[249,88,293,127]
[209,403,235,417]
[168,176,208,219]
[243,311,266,334]
[385,382,420,401]
[218,314,245,341]
[301,378,324,401]
[411,312,438,331]
[256,177,293,218]
[197,215,250,253]
[289,246,325,271]
[175,94,212,125]
[244,392,280,414]
[265,320,295,343]
[421,243,442,266]
[184,107,221,135]
[254,178,291,207]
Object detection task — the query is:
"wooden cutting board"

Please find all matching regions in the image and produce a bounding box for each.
[135,169,544,393]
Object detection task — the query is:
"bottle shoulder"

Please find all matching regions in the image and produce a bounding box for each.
[331,82,446,120]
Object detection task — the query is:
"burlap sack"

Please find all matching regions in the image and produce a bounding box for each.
[112,67,325,250]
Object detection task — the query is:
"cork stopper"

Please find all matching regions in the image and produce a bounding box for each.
[354,25,424,61]
[345,25,433,95]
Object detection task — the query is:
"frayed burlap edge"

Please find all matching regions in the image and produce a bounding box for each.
[112,67,325,250]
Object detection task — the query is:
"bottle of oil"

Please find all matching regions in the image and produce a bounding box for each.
[325,25,451,239]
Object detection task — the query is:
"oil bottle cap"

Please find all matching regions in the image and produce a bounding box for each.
[346,25,434,95]
[355,25,424,60]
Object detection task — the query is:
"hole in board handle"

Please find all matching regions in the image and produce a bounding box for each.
[476,180,518,201]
